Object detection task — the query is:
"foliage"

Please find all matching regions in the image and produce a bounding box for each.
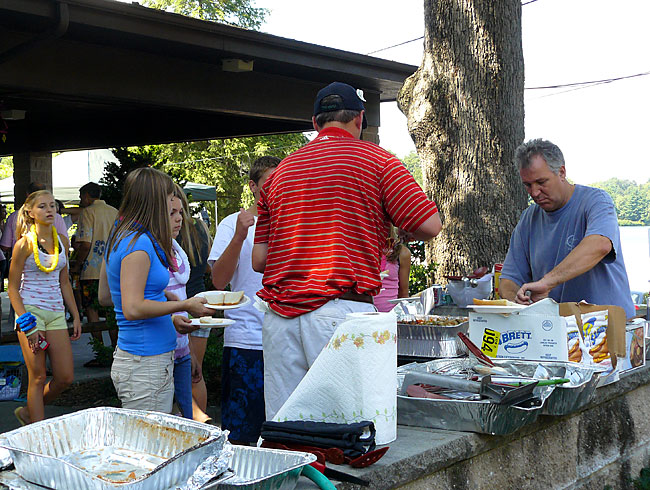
[141,0,268,29]
[592,178,650,225]
[202,330,224,389]
[100,146,161,209]
[88,337,114,367]
[150,134,307,221]
[408,240,437,293]
[402,151,423,187]
[0,156,12,180]
[631,466,650,489]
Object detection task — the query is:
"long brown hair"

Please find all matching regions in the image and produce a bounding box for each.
[15,190,54,240]
[384,226,403,263]
[173,184,211,268]
[105,167,175,267]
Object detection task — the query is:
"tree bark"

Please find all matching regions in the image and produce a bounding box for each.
[398,0,527,281]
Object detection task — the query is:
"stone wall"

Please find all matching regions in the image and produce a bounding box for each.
[399,368,650,490]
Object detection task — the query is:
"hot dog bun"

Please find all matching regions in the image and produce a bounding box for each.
[472,298,519,306]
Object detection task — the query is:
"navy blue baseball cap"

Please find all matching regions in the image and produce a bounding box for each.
[313,82,368,129]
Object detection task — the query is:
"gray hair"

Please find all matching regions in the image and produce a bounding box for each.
[514,138,565,174]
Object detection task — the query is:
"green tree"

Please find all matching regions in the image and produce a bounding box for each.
[142,0,268,29]
[150,134,307,222]
[618,187,648,224]
[402,151,423,187]
[100,146,161,209]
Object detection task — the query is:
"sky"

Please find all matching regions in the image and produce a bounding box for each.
[115,0,650,186]
[255,0,650,186]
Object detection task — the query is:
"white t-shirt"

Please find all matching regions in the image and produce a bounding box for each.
[208,212,263,350]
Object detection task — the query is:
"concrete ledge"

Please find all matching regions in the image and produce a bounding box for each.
[295,365,650,489]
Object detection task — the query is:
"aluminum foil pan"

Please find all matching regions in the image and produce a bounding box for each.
[397,317,469,358]
[0,407,228,489]
[207,445,316,490]
[397,359,553,435]
[491,359,601,416]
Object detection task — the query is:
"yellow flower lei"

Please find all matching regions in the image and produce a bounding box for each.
[30,224,59,273]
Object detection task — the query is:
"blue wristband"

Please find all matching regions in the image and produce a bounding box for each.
[16,313,37,332]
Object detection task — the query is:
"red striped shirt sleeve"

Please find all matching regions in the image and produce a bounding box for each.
[381,156,438,232]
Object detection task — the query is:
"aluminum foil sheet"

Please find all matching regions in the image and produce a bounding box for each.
[397,359,553,435]
[0,407,229,490]
[207,445,317,490]
[397,319,469,358]
[491,359,601,416]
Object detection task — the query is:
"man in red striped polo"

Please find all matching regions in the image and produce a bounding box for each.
[252,81,442,419]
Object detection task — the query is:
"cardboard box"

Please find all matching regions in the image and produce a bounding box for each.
[469,298,627,364]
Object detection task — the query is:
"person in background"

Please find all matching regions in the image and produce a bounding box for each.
[55,200,73,233]
[9,190,81,425]
[252,82,441,419]
[210,155,280,444]
[98,167,212,413]
[1,183,70,256]
[373,228,412,312]
[177,196,213,424]
[1,183,70,326]
[71,182,119,360]
[499,138,635,318]
[166,187,202,419]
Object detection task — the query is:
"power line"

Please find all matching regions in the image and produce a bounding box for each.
[366,37,423,55]
[365,1,540,55]
[527,70,650,100]
[525,71,650,90]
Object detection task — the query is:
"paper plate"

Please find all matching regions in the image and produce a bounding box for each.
[469,305,528,314]
[387,297,421,304]
[195,292,251,310]
[190,318,235,328]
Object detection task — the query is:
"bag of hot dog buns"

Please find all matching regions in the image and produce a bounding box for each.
[565,315,588,364]
[581,310,612,368]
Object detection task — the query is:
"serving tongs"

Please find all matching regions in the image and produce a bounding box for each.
[400,371,539,406]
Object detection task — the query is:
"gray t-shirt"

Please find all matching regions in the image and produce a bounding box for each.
[501,184,635,318]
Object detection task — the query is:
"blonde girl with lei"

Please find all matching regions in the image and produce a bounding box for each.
[8,190,82,425]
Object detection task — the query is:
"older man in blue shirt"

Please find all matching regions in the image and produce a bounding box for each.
[500,138,635,319]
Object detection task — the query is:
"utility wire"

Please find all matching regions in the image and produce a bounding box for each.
[527,71,650,100]
[525,70,650,90]
[365,0,540,55]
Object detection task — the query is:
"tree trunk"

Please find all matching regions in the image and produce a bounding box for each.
[398,0,527,282]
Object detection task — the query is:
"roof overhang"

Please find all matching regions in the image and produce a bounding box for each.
[0,0,417,155]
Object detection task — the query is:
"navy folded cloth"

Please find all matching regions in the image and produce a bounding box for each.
[261,420,376,459]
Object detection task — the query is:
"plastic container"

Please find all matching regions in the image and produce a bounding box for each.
[446,274,493,308]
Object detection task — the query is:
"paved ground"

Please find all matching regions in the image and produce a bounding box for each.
[0,291,221,434]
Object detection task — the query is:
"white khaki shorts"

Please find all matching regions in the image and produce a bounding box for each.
[111,347,174,414]
[262,298,376,420]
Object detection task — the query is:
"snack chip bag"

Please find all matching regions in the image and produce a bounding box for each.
[581,310,611,368]
[565,315,586,364]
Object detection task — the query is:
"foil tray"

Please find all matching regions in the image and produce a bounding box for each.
[397,318,469,358]
[0,407,228,489]
[491,359,602,416]
[0,446,315,490]
[397,359,553,435]
[206,446,316,490]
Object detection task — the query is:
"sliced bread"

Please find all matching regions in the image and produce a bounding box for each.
[223,291,244,305]
[204,291,225,305]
